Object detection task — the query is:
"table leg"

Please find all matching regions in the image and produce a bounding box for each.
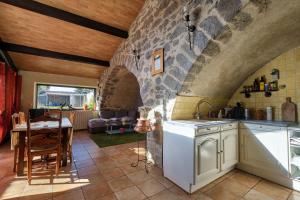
[62,128,68,166]
[17,131,26,176]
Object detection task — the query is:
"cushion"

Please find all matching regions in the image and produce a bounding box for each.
[88,118,106,128]
[100,109,115,119]
[109,117,120,122]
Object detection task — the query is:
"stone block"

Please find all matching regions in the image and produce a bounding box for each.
[231,12,253,31]
[216,0,242,21]
[200,16,223,39]
[176,53,192,72]
[202,40,220,57]
[194,31,209,52]
[163,75,180,91]
[215,25,232,43]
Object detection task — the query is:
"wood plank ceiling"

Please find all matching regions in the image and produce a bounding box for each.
[0,0,144,79]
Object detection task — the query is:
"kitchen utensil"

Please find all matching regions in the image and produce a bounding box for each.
[254,109,265,120]
[282,97,296,122]
[232,102,245,119]
[266,107,273,121]
[245,108,250,120]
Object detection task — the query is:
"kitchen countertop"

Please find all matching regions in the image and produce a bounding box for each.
[241,120,297,127]
[165,119,298,128]
[164,119,236,128]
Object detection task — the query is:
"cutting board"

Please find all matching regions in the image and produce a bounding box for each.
[281,97,297,122]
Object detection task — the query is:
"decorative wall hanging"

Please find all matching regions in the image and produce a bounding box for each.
[151,48,164,76]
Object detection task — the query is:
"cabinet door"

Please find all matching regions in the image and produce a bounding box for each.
[240,126,288,176]
[221,129,238,170]
[195,133,220,183]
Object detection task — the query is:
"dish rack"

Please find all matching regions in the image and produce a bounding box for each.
[289,129,300,180]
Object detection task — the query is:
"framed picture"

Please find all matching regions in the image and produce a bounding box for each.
[151,48,164,76]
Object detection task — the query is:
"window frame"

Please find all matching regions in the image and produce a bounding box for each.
[35,83,96,110]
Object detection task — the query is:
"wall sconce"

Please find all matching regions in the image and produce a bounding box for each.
[183,1,196,50]
[132,49,141,70]
[120,46,141,70]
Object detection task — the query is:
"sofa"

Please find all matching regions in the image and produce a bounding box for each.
[88,109,138,134]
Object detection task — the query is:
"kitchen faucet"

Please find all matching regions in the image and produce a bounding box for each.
[195,99,213,120]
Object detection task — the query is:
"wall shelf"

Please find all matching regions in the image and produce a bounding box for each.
[240,89,279,94]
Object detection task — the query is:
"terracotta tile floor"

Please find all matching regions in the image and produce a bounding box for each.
[0,130,299,200]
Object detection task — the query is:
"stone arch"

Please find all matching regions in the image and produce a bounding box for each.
[180,0,300,104]
[100,65,142,110]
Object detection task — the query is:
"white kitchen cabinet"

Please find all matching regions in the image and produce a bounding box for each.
[195,133,221,183]
[163,120,238,193]
[195,125,238,184]
[239,123,289,177]
[221,128,238,170]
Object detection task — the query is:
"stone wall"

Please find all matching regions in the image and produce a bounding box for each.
[101,0,300,167]
[182,0,300,99]
[102,0,251,167]
[99,66,141,109]
[110,0,251,107]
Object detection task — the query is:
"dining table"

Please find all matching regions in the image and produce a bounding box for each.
[11,117,73,176]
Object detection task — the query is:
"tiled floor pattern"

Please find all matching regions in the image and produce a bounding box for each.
[0,130,300,200]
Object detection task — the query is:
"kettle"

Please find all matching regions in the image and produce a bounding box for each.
[232,102,245,119]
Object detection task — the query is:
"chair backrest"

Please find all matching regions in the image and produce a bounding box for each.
[29,108,45,120]
[27,111,62,149]
[69,111,76,125]
[19,112,26,124]
[11,113,19,129]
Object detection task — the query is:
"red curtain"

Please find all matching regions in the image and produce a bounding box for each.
[0,62,18,143]
[0,62,5,143]
[15,75,22,113]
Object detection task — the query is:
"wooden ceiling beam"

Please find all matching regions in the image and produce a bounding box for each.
[0,0,128,39]
[0,41,110,67]
[0,39,17,71]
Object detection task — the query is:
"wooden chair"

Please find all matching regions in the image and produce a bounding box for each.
[11,113,20,172]
[68,111,75,162]
[19,112,26,124]
[11,112,27,172]
[26,111,62,184]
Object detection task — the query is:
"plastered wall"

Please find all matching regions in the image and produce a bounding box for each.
[228,47,300,121]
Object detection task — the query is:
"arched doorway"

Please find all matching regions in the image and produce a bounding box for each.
[100,66,142,110]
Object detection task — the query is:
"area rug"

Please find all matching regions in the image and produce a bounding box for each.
[90,132,145,148]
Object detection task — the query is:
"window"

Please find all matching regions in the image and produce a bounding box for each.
[36,84,96,110]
